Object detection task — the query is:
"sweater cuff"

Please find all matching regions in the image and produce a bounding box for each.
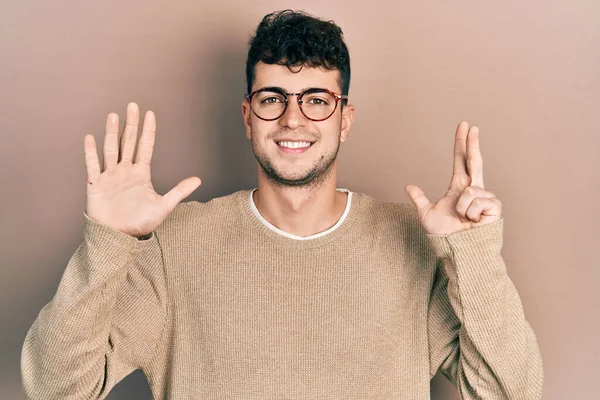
[424,217,504,261]
[83,212,156,252]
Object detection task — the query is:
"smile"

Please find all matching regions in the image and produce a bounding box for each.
[277,141,312,148]
[275,140,314,154]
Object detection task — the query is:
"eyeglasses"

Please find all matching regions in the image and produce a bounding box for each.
[245,87,348,122]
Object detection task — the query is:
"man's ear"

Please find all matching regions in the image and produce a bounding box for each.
[339,103,355,143]
[241,100,252,140]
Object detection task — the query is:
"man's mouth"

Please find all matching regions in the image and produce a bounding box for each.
[276,141,313,149]
[275,140,314,153]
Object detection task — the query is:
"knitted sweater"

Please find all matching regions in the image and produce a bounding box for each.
[21,189,543,399]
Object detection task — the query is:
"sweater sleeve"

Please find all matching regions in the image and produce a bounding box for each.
[425,217,543,399]
[21,212,168,400]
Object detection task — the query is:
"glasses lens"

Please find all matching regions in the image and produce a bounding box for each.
[300,91,336,120]
[251,91,286,120]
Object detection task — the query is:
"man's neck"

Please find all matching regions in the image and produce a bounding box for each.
[253,172,348,238]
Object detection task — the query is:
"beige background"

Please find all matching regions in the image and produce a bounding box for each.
[1,1,599,399]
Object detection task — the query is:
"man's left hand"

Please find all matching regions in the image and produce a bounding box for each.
[405,121,502,235]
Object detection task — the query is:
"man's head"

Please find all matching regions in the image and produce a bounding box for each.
[242,10,355,189]
[245,10,351,99]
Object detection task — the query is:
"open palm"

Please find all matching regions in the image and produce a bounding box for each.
[84,102,201,238]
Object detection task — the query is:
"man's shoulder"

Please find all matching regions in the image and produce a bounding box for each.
[354,192,434,267]
[354,191,420,226]
[156,189,249,234]
[353,191,429,244]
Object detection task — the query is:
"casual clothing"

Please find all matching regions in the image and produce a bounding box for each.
[248,188,352,240]
[21,189,543,399]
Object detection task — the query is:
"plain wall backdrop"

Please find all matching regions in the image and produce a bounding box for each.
[1,1,598,399]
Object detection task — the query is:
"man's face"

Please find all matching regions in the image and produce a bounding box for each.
[242,61,354,188]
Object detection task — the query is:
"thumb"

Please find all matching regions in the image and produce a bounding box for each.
[405,184,432,215]
[162,177,202,212]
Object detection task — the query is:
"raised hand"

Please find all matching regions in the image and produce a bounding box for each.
[405,121,502,236]
[84,102,201,238]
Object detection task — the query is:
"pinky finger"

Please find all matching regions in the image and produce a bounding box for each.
[84,134,101,184]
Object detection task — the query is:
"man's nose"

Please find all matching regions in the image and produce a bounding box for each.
[278,95,307,129]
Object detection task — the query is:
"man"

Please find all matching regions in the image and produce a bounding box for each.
[21,9,543,399]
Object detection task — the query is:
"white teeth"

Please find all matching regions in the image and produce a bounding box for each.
[277,141,312,149]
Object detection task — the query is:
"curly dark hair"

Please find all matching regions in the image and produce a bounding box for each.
[245,10,351,99]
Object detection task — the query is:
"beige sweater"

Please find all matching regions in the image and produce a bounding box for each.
[21,189,543,399]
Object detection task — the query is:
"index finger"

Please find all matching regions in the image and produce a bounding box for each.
[134,110,156,166]
[452,121,469,178]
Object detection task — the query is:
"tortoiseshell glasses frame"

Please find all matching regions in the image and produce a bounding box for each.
[244,87,349,122]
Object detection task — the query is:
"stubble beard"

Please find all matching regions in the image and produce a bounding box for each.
[251,130,341,189]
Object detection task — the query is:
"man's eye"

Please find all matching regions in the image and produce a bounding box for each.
[308,98,328,105]
[262,97,282,104]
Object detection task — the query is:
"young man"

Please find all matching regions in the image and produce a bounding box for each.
[21,10,543,399]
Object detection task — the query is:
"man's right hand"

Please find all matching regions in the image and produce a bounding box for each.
[84,102,201,238]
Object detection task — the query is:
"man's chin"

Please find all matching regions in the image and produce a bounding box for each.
[255,152,336,188]
[266,171,315,187]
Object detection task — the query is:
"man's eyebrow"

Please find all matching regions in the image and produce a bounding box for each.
[256,86,330,93]
[259,86,286,93]
[299,87,326,93]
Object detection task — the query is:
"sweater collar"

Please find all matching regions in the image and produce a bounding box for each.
[236,189,362,249]
[248,188,353,241]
